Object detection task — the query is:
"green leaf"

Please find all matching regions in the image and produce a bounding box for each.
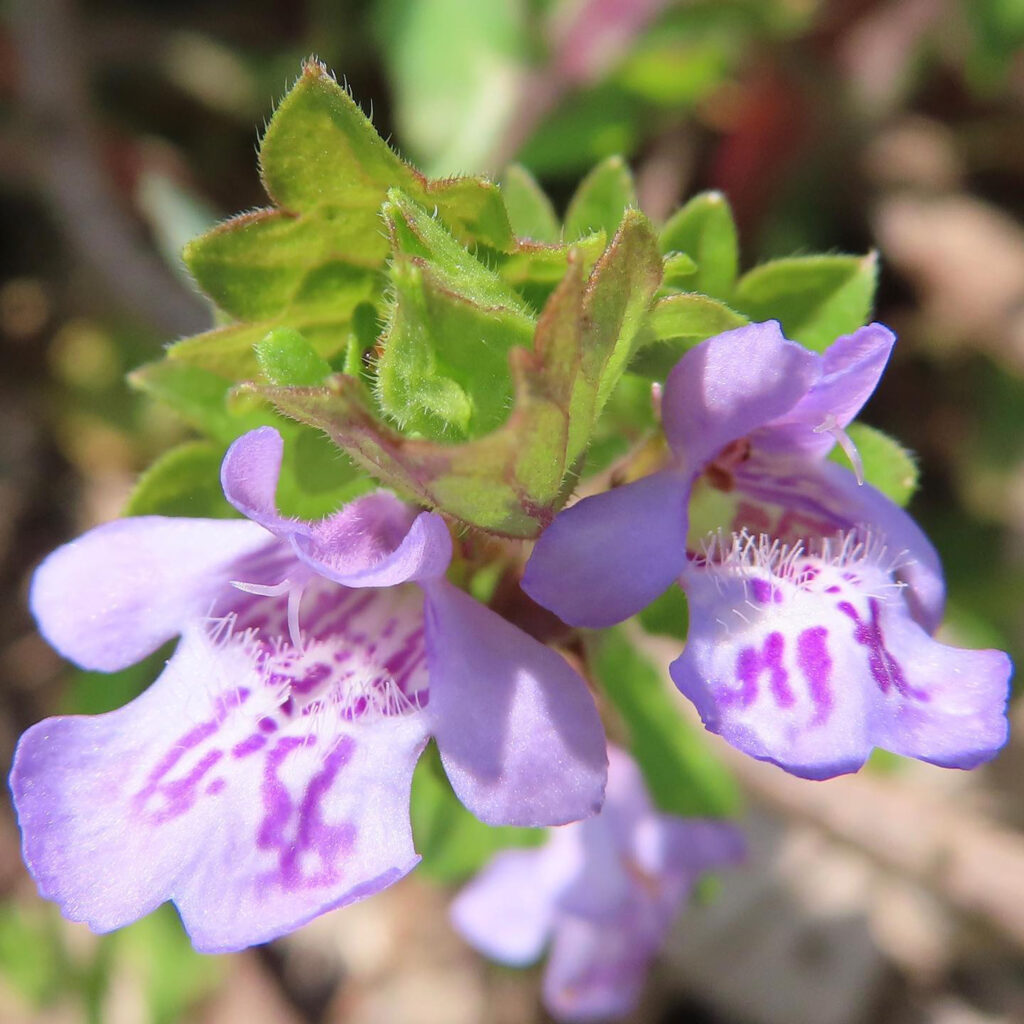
[376,0,528,175]
[630,292,748,378]
[495,231,608,312]
[255,211,663,536]
[117,908,221,1024]
[376,191,537,440]
[564,155,637,241]
[660,191,739,300]
[637,585,689,641]
[831,422,918,507]
[501,164,561,243]
[256,327,331,386]
[410,743,543,883]
[661,250,698,289]
[732,252,878,352]
[124,441,237,518]
[62,646,173,715]
[174,60,513,380]
[0,905,70,1006]
[591,629,741,818]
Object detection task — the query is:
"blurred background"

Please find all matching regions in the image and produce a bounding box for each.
[1,0,1023,1021]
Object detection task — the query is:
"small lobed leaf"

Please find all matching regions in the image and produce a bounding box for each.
[564,155,637,241]
[256,327,332,386]
[174,60,515,382]
[732,252,878,352]
[590,629,741,818]
[501,164,561,243]
[376,191,537,440]
[659,191,739,301]
[832,422,919,507]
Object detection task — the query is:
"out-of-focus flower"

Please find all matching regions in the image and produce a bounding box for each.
[452,746,744,1022]
[11,427,607,952]
[524,322,1011,779]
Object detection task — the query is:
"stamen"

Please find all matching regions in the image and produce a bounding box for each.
[287,583,306,652]
[231,576,308,651]
[230,579,292,598]
[813,413,865,485]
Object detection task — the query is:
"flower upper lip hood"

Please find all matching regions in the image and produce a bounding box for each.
[12,426,607,953]
[523,320,941,631]
[451,746,745,1022]
[523,322,1011,780]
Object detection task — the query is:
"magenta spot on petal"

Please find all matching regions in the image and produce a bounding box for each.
[797,626,833,724]
[206,778,226,795]
[134,741,225,825]
[292,662,331,696]
[750,580,773,604]
[732,632,793,708]
[232,733,267,758]
[838,599,929,701]
[826,585,841,594]
[257,735,358,891]
[258,716,279,733]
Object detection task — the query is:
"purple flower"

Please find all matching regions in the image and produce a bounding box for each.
[451,746,744,1022]
[524,322,1011,779]
[10,427,607,953]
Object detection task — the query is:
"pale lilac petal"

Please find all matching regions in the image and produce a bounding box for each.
[808,460,945,632]
[522,471,691,628]
[295,504,452,587]
[661,321,819,472]
[543,916,652,1022]
[30,517,280,671]
[865,602,1011,769]
[221,426,305,536]
[655,819,747,876]
[423,580,607,827]
[674,557,877,779]
[757,323,895,457]
[450,847,568,965]
[224,428,453,586]
[10,622,430,952]
[672,545,1008,779]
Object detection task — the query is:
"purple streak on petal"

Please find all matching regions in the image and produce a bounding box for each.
[232,734,267,758]
[29,517,279,671]
[838,598,928,700]
[423,580,607,827]
[731,456,945,632]
[864,601,1011,769]
[522,470,690,628]
[811,460,944,632]
[10,623,430,952]
[756,323,896,457]
[735,632,793,709]
[672,564,877,780]
[661,321,819,472]
[796,626,834,724]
